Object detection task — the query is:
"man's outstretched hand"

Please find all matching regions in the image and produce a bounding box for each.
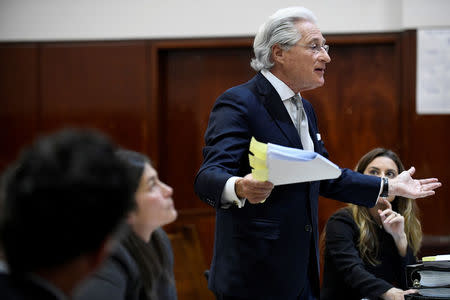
[390,167,441,199]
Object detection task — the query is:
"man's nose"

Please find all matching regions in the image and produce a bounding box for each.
[319,50,331,63]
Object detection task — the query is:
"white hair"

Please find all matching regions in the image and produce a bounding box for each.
[250,7,318,71]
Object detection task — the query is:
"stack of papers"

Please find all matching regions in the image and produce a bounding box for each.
[249,137,341,185]
[419,288,450,298]
[417,270,450,287]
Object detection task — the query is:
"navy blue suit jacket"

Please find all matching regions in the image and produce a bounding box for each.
[194,72,381,299]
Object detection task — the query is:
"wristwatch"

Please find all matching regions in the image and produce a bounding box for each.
[380,177,389,197]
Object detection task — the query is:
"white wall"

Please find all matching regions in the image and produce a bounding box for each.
[0,0,449,42]
[402,0,450,29]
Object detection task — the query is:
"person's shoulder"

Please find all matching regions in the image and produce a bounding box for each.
[328,207,355,226]
[74,243,141,300]
[0,274,61,300]
[330,206,351,217]
[97,243,140,284]
[0,274,21,298]
[222,74,261,99]
[325,207,359,239]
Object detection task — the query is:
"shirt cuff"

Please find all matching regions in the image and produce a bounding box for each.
[220,176,246,208]
[375,178,383,205]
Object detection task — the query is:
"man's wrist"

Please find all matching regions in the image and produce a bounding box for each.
[388,178,398,197]
[235,177,244,199]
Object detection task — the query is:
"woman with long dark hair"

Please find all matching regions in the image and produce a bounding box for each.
[75,149,177,300]
[321,148,421,300]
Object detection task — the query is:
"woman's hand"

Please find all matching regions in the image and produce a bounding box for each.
[381,287,417,300]
[378,198,408,256]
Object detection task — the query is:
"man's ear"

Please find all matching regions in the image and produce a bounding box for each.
[271,44,285,65]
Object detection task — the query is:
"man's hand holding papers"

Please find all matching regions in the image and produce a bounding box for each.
[235,174,274,204]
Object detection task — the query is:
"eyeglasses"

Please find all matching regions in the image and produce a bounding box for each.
[296,43,330,54]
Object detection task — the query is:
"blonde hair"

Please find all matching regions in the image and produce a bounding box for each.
[320,148,423,266]
[350,198,421,265]
[350,148,422,265]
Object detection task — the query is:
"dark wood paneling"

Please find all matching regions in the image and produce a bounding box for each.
[166,223,215,300]
[0,44,39,172]
[158,46,255,210]
[401,31,450,236]
[39,41,148,152]
[164,208,216,271]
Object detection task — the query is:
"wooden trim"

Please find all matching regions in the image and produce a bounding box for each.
[147,41,161,169]
[394,34,403,155]
[400,30,416,165]
[0,33,400,48]
[147,33,400,50]
[151,37,253,50]
[175,207,216,217]
[326,32,400,44]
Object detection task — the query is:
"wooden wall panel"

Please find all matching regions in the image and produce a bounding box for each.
[0,44,39,172]
[158,45,255,210]
[39,41,148,152]
[401,31,450,238]
[156,42,255,298]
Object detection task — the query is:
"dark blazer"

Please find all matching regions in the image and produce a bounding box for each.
[74,228,177,300]
[194,72,381,299]
[321,208,417,300]
[0,274,64,300]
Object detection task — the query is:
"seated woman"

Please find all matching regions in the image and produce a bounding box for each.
[75,150,178,300]
[321,148,421,300]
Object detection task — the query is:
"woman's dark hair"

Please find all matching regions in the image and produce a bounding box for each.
[115,149,174,300]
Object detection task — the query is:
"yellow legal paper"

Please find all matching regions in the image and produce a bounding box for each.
[249,137,268,181]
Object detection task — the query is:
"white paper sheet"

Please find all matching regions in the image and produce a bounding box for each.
[417,28,450,114]
[266,143,341,185]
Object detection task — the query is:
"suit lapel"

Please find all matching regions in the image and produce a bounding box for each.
[255,73,302,148]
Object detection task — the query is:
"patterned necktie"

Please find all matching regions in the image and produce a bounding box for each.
[290,95,314,151]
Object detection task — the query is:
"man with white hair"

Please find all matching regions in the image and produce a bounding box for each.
[194,7,441,300]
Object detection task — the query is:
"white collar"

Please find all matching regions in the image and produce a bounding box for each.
[261,69,302,101]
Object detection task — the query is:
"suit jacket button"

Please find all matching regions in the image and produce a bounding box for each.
[304,225,312,232]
